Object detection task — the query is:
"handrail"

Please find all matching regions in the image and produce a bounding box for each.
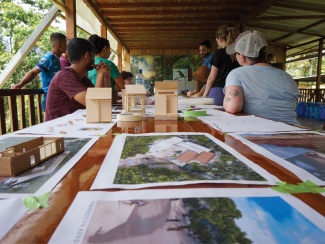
[0,88,323,135]
[298,88,325,103]
[0,89,44,135]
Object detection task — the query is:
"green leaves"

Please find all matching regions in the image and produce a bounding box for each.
[23,192,51,210]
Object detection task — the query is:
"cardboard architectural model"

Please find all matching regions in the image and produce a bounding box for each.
[86,88,112,123]
[124,85,146,115]
[154,81,178,120]
[0,137,64,176]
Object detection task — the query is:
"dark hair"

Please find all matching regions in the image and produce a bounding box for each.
[88,34,110,55]
[67,38,93,64]
[50,32,66,44]
[121,71,133,80]
[199,40,211,49]
[246,47,273,63]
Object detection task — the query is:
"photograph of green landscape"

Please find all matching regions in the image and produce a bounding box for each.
[100,133,279,188]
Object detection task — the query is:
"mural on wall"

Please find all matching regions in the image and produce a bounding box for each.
[131,55,202,91]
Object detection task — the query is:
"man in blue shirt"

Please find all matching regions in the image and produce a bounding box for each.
[11,32,67,111]
[199,40,213,69]
[187,40,213,97]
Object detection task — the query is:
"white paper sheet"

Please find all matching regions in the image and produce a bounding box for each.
[49,188,325,244]
[91,132,279,190]
[14,109,116,137]
[229,131,325,185]
[199,115,308,133]
[0,197,28,239]
[0,135,97,198]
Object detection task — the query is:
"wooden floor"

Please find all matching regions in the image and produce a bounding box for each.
[297,116,325,131]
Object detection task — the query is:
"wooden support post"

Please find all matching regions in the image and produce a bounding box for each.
[315,38,324,102]
[118,42,122,71]
[65,0,76,39]
[101,25,107,39]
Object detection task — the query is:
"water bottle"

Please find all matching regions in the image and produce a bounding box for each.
[304,102,310,117]
[149,81,154,96]
[320,106,325,120]
[296,102,305,116]
[309,102,315,118]
[135,69,144,85]
[314,103,321,119]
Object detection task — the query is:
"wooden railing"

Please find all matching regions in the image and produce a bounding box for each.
[0,89,44,135]
[298,88,325,103]
[0,88,323,135]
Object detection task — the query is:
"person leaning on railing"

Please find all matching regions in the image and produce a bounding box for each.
[45,38,109,121]
[223,30,301,125]
[11,32,67,111]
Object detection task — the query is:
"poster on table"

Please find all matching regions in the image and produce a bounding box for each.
[0,135,97,198]
[91,132,279,190]
[229,131,325,185]
[0,197,28,239]
[198,115,308,133]
[49,188,325,244]
[14,109,116,137]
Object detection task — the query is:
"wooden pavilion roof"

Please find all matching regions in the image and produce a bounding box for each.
[57,0,325,58]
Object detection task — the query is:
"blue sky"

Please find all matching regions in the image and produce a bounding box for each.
[232,196,325,243]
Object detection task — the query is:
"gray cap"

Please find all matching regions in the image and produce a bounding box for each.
[226,30,267,58]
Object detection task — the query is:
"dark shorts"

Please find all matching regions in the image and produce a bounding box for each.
[208,87,224,106]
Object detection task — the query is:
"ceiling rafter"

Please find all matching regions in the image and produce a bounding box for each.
[79,0,325,53]
[271,19,325,43]
[98,1,254,9]
[256,15,325,21]
[273,2,325,14]
[83,0,129,52]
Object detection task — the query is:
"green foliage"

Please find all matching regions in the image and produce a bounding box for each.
[286,55,325,80]
[183,197,251,243]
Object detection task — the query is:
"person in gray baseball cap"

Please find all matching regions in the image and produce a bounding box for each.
[223,30,300,125]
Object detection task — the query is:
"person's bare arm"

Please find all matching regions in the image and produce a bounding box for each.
[192,86,205,97]
[11,67,41,89]
[223,85,243,113]
[95,62,110,88]
[73,91,87,106]
[113,75,125,90]
[202,66,218,97]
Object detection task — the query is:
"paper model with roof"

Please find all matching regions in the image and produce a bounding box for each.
[86,88,112,123]
[154,81,178,120]
[124,85,146,115]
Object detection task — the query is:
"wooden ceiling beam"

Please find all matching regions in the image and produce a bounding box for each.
[83,0,129,52]
[108,17,233,23]
[102,10,243,16]
[98,1,254,9]
[111,23,221,28]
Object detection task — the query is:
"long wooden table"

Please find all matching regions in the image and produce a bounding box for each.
[2,117,325,243]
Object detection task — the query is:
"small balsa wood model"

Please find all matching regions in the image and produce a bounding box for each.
[86,88,112,123]
[154,81,178,120]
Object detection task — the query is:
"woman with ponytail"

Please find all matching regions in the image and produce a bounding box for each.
[88,34,125,102]
[202,25,240,105]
